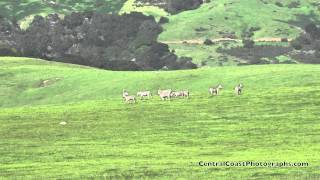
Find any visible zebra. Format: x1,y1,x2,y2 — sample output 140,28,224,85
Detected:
122,90,136,103
171,91,182,98
209,84,223,96
181,90,189,98
123,95,136,103
235,83,244,95
137,91,152,99
171,90,189,98
122,89,129,99
158,89,172,100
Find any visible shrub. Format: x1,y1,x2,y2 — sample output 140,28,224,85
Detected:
305,23,320,39
291,40,303,50
167,0,203,14
275,2,284,7
242,39,255,48
203,38,214,45
249,26,261,32
287,1,300,8
158,17,169,24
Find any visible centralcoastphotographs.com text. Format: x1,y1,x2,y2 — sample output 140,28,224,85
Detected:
197,161,309,167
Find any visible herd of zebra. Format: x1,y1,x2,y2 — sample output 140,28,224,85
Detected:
122,84,244,103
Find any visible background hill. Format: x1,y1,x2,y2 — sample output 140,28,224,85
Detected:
1,57,320,179
0,0,320,67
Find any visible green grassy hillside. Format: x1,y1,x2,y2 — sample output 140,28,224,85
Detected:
159,0,320,41
2,0,319,39
157,0,320,65
117,0,320,66
1,57,320,179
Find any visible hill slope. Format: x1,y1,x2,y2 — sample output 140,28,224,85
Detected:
157,0,320,66
2,0,319,38
0,57,320,179
1,56,319,107
118,0,320,66
1,0,320,66
159,0,320,41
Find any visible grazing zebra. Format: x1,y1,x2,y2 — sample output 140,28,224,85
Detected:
235,83,244,95
122,90,136,103
158,89,172,100
209,84,223,96
171,91,184,98
171,90,189,98
171,91,182,98
123,95,136,103
182,90,189,98
137,91,152,99
122,89,129,99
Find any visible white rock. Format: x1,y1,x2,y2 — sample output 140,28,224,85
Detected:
59,121,67,125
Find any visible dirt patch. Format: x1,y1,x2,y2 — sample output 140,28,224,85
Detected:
39,77,61,88
160,37,292,45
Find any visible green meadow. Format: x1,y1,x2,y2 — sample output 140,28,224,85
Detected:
1,57,320,179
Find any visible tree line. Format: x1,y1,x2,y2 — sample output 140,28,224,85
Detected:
0,12,197,71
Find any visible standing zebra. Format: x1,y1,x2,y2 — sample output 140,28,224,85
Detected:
158,89,172,100
122,89,129,99
182,90,189,98
137,91,152,100
122,90,136,103
123,95,136,103
209,84,223,96
234,83,244,95
171,90,189,98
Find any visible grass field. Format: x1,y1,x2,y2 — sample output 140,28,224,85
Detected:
1,57,320,179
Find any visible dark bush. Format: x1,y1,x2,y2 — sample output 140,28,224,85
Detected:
249,26,261,32
195,27,207,32
289,24,320,63
0,44,17,56
167,0,203,14
135,0,203,14
287,1,300,8
177,56,198,69
158,16,169,24
219,45,292,64
291,40,303,50
275,2,284,7
305,23,320,39
242,39,255,48
203,38,214,45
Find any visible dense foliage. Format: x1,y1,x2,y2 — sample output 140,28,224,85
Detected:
0,12,196,71
136,0,204,14
290,23,320,63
